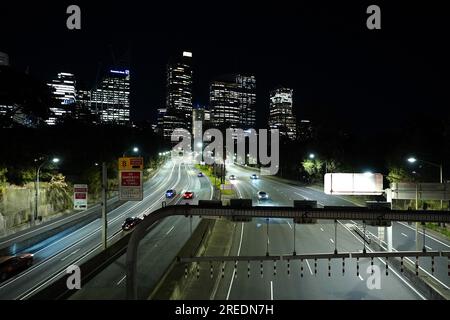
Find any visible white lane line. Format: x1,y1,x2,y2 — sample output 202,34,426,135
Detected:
60,248,80,261
397,222,450,249
1,161,179,290
358,275,364,281
166,226,175,235
338,221,426,300
305,259,313,275
226,223,244,300
330,239,334,244
362,225,450,290
425,245,433,250
320,228,324,232
401,233,408,237
287,221,293,229
270,281,274,300
116,275,126,286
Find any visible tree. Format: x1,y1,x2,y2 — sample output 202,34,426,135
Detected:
46,173,72,212
386,166,415,184
301,159,324,183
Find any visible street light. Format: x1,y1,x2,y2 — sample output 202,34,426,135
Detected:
123,146,140,157
406,156,444,250
407,156,442,183
34,156,61,226
309,153,316,159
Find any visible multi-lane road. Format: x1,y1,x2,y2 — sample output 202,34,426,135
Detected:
0,159,212,300
211,164,449,300
1,159,448,300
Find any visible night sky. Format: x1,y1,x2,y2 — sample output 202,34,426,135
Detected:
1,1,448,130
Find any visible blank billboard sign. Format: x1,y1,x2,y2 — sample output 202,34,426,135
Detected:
324,173,383,195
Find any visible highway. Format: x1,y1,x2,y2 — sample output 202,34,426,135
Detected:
2,159,448,300
0,158,212,300
69,161,213,299
212,164,431,300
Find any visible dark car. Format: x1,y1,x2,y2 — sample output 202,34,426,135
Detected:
183,191,194,199
165,189,176,198
229,175,236,180
197,172,204,177
122,217,143,231
0,253,34,282
257,191,269,200
250,174,259,180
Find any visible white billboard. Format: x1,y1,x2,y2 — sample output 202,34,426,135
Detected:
324,173,383,195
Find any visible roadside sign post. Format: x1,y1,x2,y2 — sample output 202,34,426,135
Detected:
73,184,88,210
118,157,144,201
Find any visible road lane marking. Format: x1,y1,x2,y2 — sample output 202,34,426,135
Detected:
425,245,432,250
61,248,80,261
270,281,274,300
1,161,180,290
338,220,427,300
166,226,175,235
401,233,408,237
116,275,126,285
287,221,292,229
358,275,364,281
305,259,313,275
330,239,334,244
363,226,450,290
226,223,244,300
398,222,450,249
320,228,324,232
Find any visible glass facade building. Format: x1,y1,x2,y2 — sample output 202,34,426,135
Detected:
210,74,256,129
46,72,76,125
269,87,297,140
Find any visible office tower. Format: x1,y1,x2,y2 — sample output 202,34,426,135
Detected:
91,69,130,125
210,74,256,129
46,72,76,125
165,51,193,134
269,87,297,140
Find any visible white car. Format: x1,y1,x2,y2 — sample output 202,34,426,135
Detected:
257,191,269,200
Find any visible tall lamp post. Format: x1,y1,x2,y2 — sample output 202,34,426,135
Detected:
407,156,444,250
34,157,60,226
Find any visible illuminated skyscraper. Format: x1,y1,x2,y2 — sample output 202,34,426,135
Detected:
166,52,193,125
210,74,256,128
46,72,76,125
269,87,297,140
91,69,130,125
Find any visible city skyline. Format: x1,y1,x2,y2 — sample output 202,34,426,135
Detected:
1,1,447,132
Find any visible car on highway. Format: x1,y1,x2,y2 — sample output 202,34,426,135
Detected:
229,175,236,180
197,172,203,177
165,189,176,198
121,217,143,231
257,191,269,200
0,253,34,282
250,174,259,180
183,191,194,199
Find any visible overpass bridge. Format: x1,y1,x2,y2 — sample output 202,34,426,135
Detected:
125,201,450,299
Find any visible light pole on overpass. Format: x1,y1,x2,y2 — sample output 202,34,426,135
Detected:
407,156,444,250
33,156,60,226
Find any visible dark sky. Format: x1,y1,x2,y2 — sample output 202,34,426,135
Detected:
1,1,448,130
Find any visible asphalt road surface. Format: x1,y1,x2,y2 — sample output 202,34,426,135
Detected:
0,159,212,300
